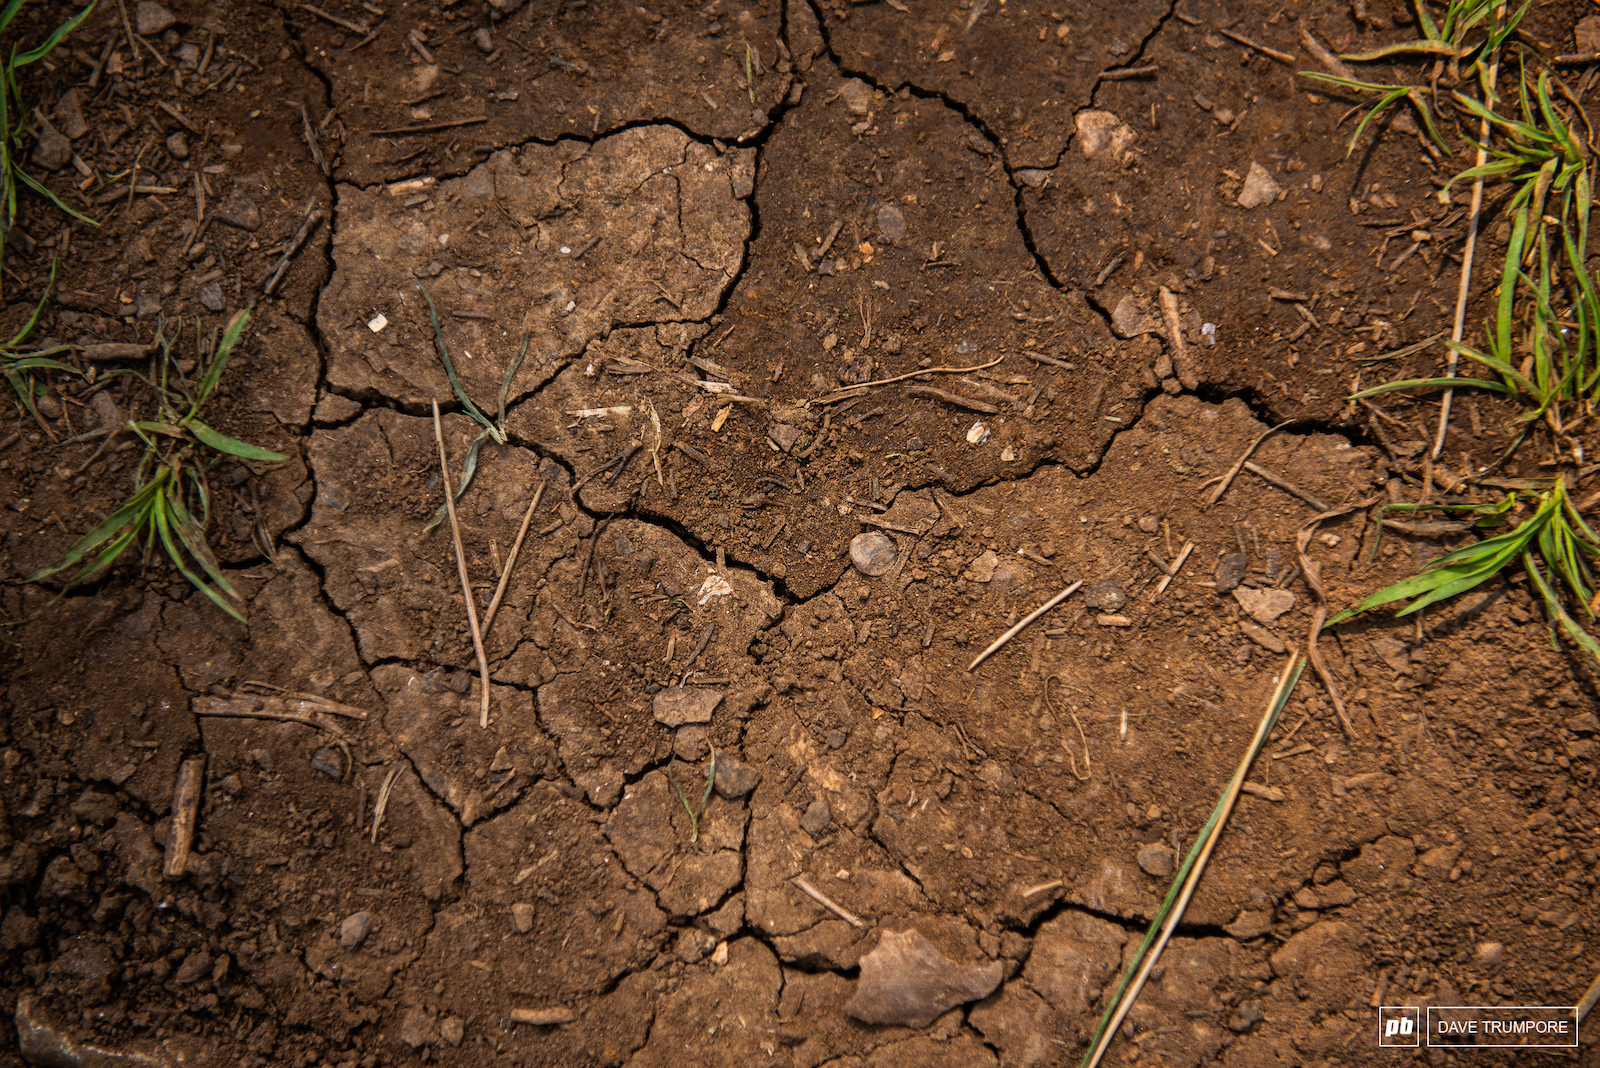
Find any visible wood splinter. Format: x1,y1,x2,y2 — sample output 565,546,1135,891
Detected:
163,756,207,879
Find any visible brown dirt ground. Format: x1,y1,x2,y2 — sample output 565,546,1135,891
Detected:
0,1,1598,1066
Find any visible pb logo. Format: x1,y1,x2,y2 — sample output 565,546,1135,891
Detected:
1379,1006,1421,1047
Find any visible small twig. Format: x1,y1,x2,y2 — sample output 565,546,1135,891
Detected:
1097,63,1160,82
905,385,999,413
817,355,1004,399
1243,461,1330,512
370,765,402,844
791,877,866,928
1154,541,1195,598
968,581,1083,672
1218,28,1295,64
368,116,488,136
1021,879,1063,899
1204,421,1292,508
261,201,323,295
482,481,545,638
1296,503,1375,739
301,103,329,177
434,401,492,729
162,757,206,878
302,2,371,33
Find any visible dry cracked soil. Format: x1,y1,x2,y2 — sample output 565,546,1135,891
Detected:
0,0,1599,1066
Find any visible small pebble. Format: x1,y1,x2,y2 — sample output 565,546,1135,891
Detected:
1214,552,1248,593
166,131,189,159
1082,578,1125,612
800,798,832,837
309,747,343,779
849,531,896,577
134,0,176,36
439,1016,465,1047
198,284,225,312
473,27,494,52
510,902,535,934
713,755,760,800
340,910,373,948
1137,843,1175,878
1138,515,1160,533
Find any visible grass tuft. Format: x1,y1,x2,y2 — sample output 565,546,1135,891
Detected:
27,309,286,621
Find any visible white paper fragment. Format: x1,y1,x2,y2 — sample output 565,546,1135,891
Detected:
367,313,388,332
696,574,733,605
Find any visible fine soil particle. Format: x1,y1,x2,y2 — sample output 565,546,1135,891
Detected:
0,0,1597,1066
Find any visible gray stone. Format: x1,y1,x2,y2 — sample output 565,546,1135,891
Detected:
713,755,759,799
135,1,177,34
652,686,723,727
800,798,831,837
53,89,87,140
340,910,373,948
1082,579,1126,612
198,284,225,312
309,747,343,779
1233,586,1295,624
849,531,896,577
1237,161,1283,209
845,928,1002,1028
31,117,71,172
1136,843,1174,878
877,204,907,243
767,423,802,453
1214,553,1248,593
213,193,262,232
166,131,189,160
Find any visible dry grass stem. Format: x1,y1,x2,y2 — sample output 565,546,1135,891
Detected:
968,580,1084,671
1432,38,1500,461
817,355,1004,399
370,765,402,845
1154,541,1195,597
434,401,492,729
1204,421,1292,508
1295,503,1376,738
482,480,545,639
791,877,866,928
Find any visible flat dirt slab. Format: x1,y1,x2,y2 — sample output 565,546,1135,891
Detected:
0,1,1597,1066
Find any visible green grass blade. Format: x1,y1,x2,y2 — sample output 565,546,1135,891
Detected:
494,331,531,429
193,307,250,411
26,475,165,582
4,257,54,346
186,419,288,462
1349,376,1509,399
1341,40,1458,61
423,430,489,533
418,283,492,431
1079,658,1305,1068
1526,552,1600,666
153,492,244,622
13,168,97,225
12,1,97,66
164,482,238,600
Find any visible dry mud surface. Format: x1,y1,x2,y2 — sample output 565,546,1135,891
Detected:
1,1,1599,1066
